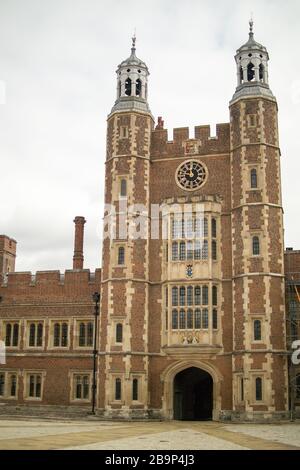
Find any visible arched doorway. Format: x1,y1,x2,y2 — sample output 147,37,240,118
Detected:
173,367,213,420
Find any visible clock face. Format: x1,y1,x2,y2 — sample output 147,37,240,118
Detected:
176,160,207,191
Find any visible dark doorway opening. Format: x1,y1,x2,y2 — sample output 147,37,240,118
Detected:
173,367,213,420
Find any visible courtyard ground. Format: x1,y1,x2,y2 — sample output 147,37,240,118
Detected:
0,418,299,450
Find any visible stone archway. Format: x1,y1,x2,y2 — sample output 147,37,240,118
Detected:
174,367,213,420
161,360,222,421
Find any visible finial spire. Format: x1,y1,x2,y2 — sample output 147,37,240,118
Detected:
131,28,136,52
249,14,254,38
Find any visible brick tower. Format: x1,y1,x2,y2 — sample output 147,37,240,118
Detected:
99,36,154,417
0,235,17,276
230,20,288,419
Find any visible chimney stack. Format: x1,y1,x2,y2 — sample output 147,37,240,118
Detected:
73,216,86,270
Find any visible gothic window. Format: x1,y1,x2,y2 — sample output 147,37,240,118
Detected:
240,378,244,402
254,320,262,341
187,309,193,329
172,242,178,261
78,321,93,347
5,323,19,347
212,286,218,306
132,378,139,401
120,179,127,196
240,66,244,83
118,246,125,265
136,78,142,96
213,309,218,330
202,285,209,305
61,323,68,347
194,286,201,305
194,309,201,329
125,77,132,96
187,241,193,260
187,286,193,305
54,323,60,347
259,63,264,81
202,309,209,329
29,374,42,398
251,168,258,188
247,62,255,81
179,242,186,261
252,236,260,256
212,218,217,238
74,375,90,400
28,322,43,347
255,377,263,401
172,287,178,306
116,323,123,343
179,287,186,306
194,241,201,260
203,218,208,237
202,239,208,259
115,378,122,400
212,240,217,260
172,309,178,329
179,309,186,329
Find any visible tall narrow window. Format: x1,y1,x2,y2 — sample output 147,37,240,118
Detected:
240,66,244,83
79,323,86,347
136,78,142,96
10,375,17,397
202,309,209,329
12,324,18,347
252,236,260,256
187,286,193,306
132,378,138,401
202,285,208,305
172,287,178,306
83,376,89,399
259,63,264,81
240,377,244,402
87,322,93,347
187,309,193,329
202,239,208,260
28,374,42,398
115,378,121,400
255,377,263,401
194,241,201,260
179,287,186,306
247,62,255,81
125,77,132,96
212,218,217,238
0,374,4,396
54,323,60,347
187,241,193,260
212,309,218,330
194,309,201,329
172,309,178,329
250,168,257,188
296,375,300,399
212,286,218,306
118,246,125,265
254,320,262,341
212,240,217,260
179,309,186,329
116,323,123,343
194,286,201,305
179,242,186,261
29,323,36,347
120,179,127,197
61,323,68,347
172,242,178,261
203,218,208,237
37,323,43,347
5,323,12,346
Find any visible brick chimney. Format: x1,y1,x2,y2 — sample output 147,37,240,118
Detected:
73,216,86,270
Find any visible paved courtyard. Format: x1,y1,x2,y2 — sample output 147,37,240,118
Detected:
0,418,299,450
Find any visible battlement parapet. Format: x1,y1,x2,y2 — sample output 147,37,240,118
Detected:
151,123,230,159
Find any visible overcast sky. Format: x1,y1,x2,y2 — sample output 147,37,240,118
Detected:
0,0,299,273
